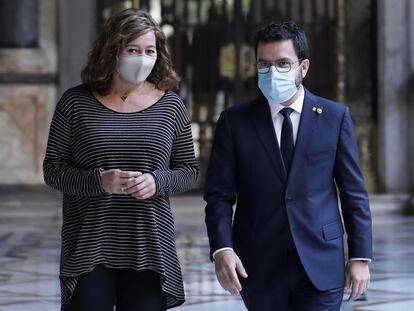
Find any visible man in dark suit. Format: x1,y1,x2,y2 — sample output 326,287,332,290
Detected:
204,21,372,311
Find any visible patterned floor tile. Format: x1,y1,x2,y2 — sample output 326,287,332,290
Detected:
0,187,413,310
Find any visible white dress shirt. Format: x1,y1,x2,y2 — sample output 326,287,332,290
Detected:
213,86,371,263
269,85,304,147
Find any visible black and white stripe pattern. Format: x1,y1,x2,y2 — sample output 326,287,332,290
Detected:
43,84,199,309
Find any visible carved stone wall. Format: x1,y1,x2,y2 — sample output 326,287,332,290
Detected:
0,0,57,184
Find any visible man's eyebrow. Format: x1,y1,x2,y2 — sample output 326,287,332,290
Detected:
257,57,292,62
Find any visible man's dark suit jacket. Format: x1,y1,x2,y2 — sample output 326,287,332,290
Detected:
204,88,372,293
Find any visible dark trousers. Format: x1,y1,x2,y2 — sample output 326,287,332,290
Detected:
240,248,344,311
67,265,166,311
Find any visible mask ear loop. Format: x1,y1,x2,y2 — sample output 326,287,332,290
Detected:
115,54,130,101
115,54,121,75
294,61,304,90
298,59,306,78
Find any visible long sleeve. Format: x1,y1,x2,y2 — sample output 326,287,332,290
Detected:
204,111,237,260
43,107,106,196
151,107,199,197
46,87,196,309
334,107,372,260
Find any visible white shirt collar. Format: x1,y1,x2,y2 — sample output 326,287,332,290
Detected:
268,85,305,117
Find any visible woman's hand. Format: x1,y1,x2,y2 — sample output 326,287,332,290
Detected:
125,173,156,199
100,169,141,194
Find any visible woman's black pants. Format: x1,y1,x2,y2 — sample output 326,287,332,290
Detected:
67,265,166,311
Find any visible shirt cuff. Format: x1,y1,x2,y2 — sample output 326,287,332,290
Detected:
212,247,234,260
348,258,372,263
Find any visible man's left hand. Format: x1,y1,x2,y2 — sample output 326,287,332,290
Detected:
345,260,370,301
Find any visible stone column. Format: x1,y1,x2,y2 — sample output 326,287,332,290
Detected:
408,1,414,209
0,0,58,184
377,0,413,196
59,0,97,95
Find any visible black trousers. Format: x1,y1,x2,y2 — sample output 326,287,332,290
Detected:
240,248,344,311
67,265,166,311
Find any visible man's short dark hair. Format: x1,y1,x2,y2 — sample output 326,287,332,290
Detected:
254,21,310,61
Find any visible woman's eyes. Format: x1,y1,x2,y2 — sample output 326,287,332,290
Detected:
126,48,139,53
126,48,156,56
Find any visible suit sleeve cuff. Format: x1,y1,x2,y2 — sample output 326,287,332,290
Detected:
348,258,372,263
212,247,234,260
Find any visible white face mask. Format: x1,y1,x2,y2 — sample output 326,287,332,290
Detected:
118,55,157,85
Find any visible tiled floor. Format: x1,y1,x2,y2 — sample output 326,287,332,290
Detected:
0,187,413,310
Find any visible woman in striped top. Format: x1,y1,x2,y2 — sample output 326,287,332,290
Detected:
43,9,199,311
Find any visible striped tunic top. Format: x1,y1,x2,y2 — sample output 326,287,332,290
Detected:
43,84,199,309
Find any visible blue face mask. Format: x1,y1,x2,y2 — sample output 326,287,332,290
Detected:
258,66,298,104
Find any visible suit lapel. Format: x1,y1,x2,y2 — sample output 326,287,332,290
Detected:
288,89,320,182
250,95,287,183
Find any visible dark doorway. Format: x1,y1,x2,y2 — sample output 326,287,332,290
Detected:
97,0,378,191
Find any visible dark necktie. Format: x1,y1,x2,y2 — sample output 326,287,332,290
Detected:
280,108,294,172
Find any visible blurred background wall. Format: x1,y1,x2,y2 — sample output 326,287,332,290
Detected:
0,0,413,210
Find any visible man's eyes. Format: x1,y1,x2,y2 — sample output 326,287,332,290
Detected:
258,60,291,67
277,61,291,67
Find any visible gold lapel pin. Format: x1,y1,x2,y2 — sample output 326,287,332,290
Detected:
312,107,323,115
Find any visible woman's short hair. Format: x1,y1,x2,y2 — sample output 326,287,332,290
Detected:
81,9,179,95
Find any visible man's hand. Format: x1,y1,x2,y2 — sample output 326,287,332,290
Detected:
125,173,156,199
214,249,248,295
101,169,141,194
345,260,370,301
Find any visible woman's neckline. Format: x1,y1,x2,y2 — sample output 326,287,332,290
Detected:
90,89,168,114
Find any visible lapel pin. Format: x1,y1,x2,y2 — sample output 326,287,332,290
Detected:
312,107,323,115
